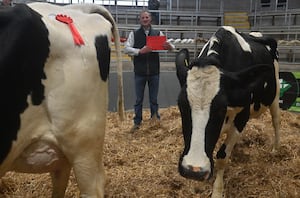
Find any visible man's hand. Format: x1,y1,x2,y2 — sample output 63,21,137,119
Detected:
163,42,173,50
139,46,152,54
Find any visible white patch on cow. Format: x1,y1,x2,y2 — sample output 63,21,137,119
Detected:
207,36,219,56
183,66,221,171
13,141,68,173
198,40,210,57
207,49,219,56
199,36,219,57
249,31,263,37
223,26,252,53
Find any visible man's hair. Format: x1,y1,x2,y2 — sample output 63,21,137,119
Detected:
139,10,151,18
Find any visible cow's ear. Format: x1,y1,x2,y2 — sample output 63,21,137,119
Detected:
175,48,190,87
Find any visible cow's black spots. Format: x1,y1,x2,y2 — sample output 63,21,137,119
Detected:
95,35,110,81
216,144,227,159
0,4,49,163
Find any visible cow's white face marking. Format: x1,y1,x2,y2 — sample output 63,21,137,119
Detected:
223,26,251,53
182,66,221,171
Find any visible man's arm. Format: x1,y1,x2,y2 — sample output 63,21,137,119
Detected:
159,31,175,51
124,31,152,55
123,31,140,56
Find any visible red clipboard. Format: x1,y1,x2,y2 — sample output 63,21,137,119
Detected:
146,36,167,52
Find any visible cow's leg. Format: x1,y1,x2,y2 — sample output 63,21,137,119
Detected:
72,153,105,198
270,100,280,152
270,60,280,152
50,165,71,198
212,107,249,198
68,125,106,198
212,127,240,198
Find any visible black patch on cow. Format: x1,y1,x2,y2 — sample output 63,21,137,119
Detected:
177,85,192,156
205,92,227,161
225,116,229,124
201,27,278,73
233,107,251,132
0,4,50,164
216,144,227,159
95,35,110,81
221,64,275,109
191,55,221,69
246,33,278,60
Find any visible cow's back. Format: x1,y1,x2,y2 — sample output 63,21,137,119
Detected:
27,3,112,123
200,26,277,73
198,26,279,113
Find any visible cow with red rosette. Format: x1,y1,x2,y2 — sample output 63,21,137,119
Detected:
0,3,124,197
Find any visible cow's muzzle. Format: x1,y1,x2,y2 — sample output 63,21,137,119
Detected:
178,160,211,181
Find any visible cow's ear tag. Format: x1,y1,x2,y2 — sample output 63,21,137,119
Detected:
184,59,189,67
56,14,85,46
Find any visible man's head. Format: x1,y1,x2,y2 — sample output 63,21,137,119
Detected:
139,10,152,28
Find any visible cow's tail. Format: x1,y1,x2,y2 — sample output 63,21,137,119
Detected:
100,9,125,121
111,18,125,121
68,4,125,120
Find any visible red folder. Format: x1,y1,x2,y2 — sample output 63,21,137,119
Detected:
146,36,167,51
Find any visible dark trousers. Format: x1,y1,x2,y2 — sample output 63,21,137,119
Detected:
134,73,160,125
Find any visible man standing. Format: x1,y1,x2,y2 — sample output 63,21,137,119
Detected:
124,10,174,132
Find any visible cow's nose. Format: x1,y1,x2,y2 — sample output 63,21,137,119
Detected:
179,164,211,181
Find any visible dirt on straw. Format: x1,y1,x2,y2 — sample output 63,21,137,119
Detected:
0,107,299,198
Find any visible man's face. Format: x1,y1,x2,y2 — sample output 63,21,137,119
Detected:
140,12,152,28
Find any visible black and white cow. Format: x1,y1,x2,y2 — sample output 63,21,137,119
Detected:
0,2,124,197
175,26,280,198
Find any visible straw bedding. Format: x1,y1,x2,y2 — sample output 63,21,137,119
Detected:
0,107,299,197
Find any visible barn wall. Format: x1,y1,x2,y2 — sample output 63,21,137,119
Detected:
160,0,300,11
